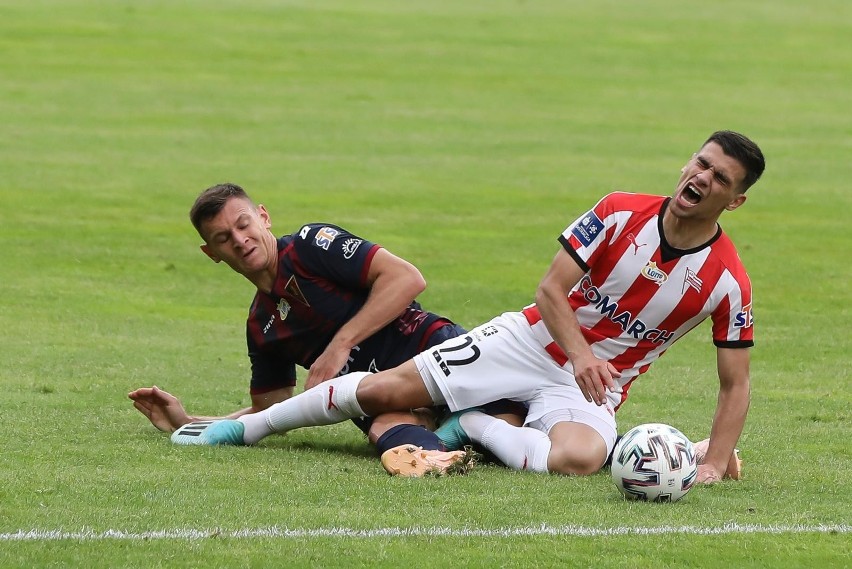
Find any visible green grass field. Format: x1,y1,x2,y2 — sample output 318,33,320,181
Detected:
1,0,849,567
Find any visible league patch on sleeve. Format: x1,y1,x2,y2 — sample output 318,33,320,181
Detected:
313,226,340,250
571,211,605,247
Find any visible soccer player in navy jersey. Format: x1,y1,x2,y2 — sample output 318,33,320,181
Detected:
129,183,485,475
172,131,763,484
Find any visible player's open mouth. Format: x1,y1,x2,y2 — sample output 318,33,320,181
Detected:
682,183,702,205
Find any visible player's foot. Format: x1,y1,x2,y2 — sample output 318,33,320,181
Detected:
380,444,479,477
433,409,480,451
693,438,742,480
170,420,246,446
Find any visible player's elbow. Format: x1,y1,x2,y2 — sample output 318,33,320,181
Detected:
401,265,427,298
411,269,427,296
534,279,560,310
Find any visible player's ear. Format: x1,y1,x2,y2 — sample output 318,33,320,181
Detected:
200,244,221,263
725,193,747,211
256,204,272,229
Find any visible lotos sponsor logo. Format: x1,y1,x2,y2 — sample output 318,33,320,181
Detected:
640,261,668,286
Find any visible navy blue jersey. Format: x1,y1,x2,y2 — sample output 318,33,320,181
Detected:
247,223,458,394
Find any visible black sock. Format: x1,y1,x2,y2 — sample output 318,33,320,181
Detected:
350,416,375,435
375,424,445,455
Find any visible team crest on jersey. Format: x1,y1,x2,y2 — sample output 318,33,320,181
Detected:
314,227,340,250
284,276,310,306
640,261,668,286
681,267,703,294
342,238,362,259
571,211,604,247
276,298,291,321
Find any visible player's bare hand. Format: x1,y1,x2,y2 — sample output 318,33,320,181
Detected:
570,353,621,406
305,343,351,390
128,386,191,432
696,463,724,484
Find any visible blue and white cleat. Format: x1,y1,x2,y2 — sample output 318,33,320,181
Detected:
171,420,246,446
434,409,478,451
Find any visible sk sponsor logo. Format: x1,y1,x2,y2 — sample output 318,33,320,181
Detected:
734,304,754,328
314,227,340,250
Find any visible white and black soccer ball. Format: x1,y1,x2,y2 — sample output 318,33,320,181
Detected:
611,423,697,502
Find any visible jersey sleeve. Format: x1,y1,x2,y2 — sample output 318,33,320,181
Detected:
557,193,622,271
291,224,380,289
710,269,754,349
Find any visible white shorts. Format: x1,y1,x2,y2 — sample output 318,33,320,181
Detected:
414,311,618,453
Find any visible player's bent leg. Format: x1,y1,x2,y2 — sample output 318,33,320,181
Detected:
371,411,449,457
356,360,435,416
546,421,610,476
367,411,434,445
433,408,479,451
479,399,528,428
448,412,552,472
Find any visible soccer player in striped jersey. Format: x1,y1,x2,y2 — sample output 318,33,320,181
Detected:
129,183,480,475
172,131,763,484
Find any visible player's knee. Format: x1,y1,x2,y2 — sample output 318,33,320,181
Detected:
548,450,606,476
355,376,389,410
355,373,411,413
547,437,608,476
355,366,433,416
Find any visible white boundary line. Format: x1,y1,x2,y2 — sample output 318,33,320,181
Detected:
1,524,848,541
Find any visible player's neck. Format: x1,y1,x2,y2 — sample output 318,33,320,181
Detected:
661,212,719,250
247,235,279,294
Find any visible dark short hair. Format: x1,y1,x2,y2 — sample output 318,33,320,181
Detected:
189,183,254,237
704,131,766,192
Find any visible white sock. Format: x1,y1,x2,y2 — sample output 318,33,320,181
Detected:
461,411,552,473
238,372,369,445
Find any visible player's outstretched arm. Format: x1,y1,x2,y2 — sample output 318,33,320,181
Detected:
304,248,427,389
128,386,294,433
128,386,193,432
697,347,750,483
536,249,620,406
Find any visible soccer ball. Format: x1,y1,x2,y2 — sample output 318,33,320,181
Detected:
611,423,697,502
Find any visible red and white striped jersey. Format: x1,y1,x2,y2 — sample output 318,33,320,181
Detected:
524,192,753,410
